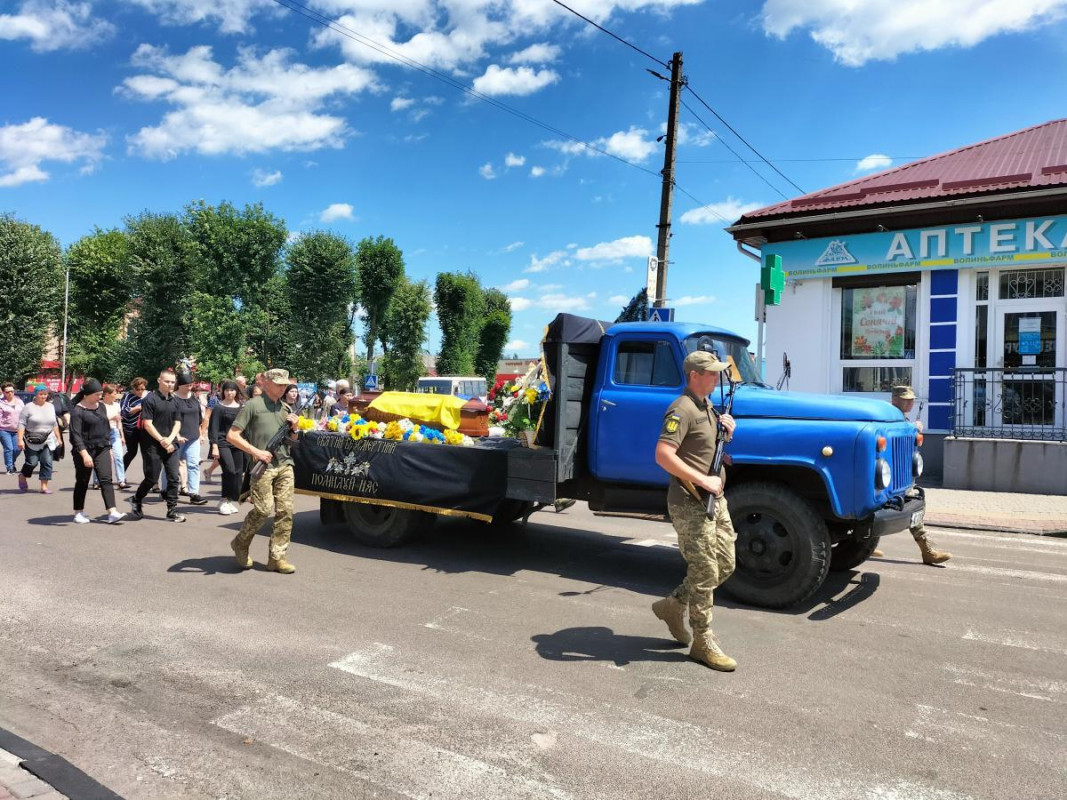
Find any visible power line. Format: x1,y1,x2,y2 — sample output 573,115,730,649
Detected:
680,98,791,202
679,156,923,164
549,0,669,69
684,84,805,195
269,0,662,180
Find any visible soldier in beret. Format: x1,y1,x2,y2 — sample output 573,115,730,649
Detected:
885,385,950,566
652,350,738,671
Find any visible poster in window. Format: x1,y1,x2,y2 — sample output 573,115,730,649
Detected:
851,287,906,357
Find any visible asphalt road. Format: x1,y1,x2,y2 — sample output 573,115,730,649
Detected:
1,465,1066,800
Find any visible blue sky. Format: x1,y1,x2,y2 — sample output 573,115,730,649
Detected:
3,0,1067,357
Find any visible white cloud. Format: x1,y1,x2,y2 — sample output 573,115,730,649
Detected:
536,293,590,312
672,121,717,148
856,153,893,173
673,295,716,307
509,297,532,311
390,96,415,111
575,235,653,262
502,278,530,292
479,161,497,180
128,0,276,35
505,339,530,352
680,197,764,226
121,44,379,159
251,167,282,187
502,241,524,253
0,1,115,52
472,65,560,96
530,165,546,177
525,249,570,273
320,202,354,222
543,126,658,163
504,152,525,168
760,0,1067,66
507,42,561,64
538,283,563,292
0,117,107,187
609,295,629,304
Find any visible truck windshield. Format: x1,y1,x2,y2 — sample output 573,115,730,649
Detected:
684,335,767,386
417,380,454,395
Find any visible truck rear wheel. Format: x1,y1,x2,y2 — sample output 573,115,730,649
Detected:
723,482,831,609
490,499,535,527
830,536,881,571
343,502,433,548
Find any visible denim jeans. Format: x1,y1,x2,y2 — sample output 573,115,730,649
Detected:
0,429,20,471
161,437,200,495
21,445,53,481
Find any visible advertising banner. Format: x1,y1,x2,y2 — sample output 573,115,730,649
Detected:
292,431,519,521
851,287,906,357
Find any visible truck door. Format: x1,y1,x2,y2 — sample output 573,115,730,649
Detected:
590,336,683,485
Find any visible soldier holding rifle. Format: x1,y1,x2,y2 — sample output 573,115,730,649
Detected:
226,369,300,574
652,351,739,672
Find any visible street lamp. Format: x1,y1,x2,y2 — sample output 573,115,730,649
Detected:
59,263,70,393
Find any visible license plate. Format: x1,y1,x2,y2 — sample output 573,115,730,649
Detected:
910,510,925,528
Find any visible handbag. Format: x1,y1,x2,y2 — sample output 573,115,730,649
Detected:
24,431,49,446
53,442,65,461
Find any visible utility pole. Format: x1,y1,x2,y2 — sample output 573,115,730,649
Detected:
653,52,683,308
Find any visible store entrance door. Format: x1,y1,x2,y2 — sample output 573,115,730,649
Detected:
993,305,1065,435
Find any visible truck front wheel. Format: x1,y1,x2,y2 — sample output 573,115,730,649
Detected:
343,502,434,548
723,482,831,609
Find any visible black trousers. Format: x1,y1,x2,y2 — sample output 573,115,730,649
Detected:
123,431,141,471
217,443,246,502
74,445,115,511
135,437,181,508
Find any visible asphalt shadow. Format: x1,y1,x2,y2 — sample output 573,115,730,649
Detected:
532,626,687,667
295,509,883,618
167,555,250,575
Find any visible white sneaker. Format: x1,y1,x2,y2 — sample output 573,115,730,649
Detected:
107,510,126,525
73,512,90,524
219,501,238,515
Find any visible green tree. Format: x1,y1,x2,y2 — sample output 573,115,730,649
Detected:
355,236,405,363
0,214,63,384
184,200,288,375
474,287,512,385
615,287,649,322
285,231,359,383
379,278,432,391
120,212,197,382
434,271,485,376
64,228,132,380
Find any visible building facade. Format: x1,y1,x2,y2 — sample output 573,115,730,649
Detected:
729,120,1067,491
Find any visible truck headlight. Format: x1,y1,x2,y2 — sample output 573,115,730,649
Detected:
875,458,891,490
913,451,924,478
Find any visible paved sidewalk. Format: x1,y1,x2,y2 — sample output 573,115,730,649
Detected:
0,747,67,800
924,485,1067,535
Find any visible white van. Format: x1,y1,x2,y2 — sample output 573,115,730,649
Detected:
416,376,488,403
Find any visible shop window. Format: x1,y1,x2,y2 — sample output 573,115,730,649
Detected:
614,340,681,386
843,367,913,393
998,267,1064,300
839,284,918,360
976,272,989,301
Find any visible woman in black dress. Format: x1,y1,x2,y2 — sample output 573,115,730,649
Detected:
70,379,126,524
208,380,245,515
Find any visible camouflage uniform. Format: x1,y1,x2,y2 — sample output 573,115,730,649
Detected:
235,465,295,561
660,389,736,634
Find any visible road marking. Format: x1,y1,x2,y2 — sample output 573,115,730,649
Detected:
942,664,1067,705
213,694,573,800
328,643,970,800
423,606,492,641
962,628,1067,656
944,564,1067,583
926,529,1067,550
623,538,677,548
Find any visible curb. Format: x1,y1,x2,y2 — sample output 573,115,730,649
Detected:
0,727,123,800
925,515,1067,538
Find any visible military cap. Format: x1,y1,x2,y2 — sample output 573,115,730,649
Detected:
891,385,915,400
263,368,291,385
682,350,728,374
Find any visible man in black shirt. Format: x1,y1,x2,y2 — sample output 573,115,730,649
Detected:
160,370,208,505
128,368,186,523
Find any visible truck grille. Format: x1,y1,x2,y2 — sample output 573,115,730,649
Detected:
890,433,914,491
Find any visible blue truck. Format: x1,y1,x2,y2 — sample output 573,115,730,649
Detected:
314,313,924,609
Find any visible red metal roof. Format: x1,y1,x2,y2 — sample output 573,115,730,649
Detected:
739,118,1067,220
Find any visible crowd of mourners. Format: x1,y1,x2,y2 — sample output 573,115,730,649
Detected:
0,373,357,526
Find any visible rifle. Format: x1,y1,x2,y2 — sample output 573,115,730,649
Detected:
681,367,737,519
247,394,307,483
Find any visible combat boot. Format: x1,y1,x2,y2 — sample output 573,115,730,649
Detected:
689,631,736,672
651,597,691,645
266,557,296,574
917,536,951,565
230,536,252,570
